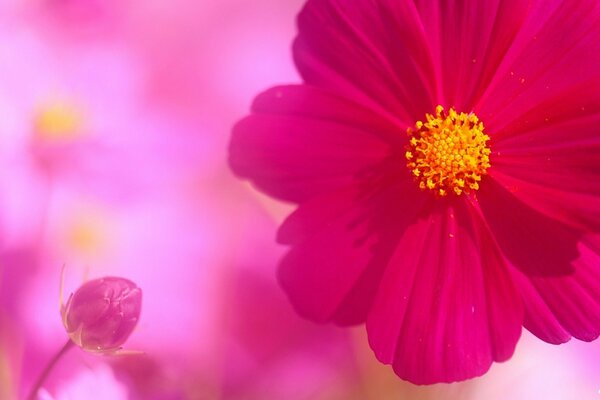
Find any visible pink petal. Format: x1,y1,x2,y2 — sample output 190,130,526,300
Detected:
294,0,437,125
486,79,600,232
513,234,600,343
490,77,600,144
478,179,600,342
413,0,530,109
367,199,522,384
250,84,404,144
477,178,579,276
478,1,600,130
490,171,600,235
229,85,394,203
510,270,570,344
278,181,427,324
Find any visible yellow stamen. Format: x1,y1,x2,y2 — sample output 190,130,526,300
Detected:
405,105,491,196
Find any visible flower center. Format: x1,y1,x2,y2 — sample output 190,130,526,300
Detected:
405,105,491,196
35,101,84,140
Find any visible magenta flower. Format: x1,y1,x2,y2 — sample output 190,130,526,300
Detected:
25,277,141,400
61,277,142,353
230,0,600,384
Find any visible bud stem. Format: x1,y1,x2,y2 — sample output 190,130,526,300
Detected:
27,340,74,400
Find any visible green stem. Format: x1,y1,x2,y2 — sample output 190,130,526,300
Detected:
27,340,74,400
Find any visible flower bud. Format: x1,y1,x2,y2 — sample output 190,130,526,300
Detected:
61,277,142,353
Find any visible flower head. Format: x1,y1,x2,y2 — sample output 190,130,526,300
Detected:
230,0,600,384
405,106,491,196
61,277,142,353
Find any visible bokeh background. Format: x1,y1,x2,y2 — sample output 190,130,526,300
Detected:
0,1,598,399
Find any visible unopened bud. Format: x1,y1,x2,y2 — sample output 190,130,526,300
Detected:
61,277,142,353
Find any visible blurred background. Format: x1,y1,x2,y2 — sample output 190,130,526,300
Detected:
0,1,598,399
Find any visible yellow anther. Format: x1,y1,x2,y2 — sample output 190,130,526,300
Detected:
405,106,491,197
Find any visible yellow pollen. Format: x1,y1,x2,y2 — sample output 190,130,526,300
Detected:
405,105,491,196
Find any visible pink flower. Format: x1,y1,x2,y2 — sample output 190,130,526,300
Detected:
61,277,142,353
230,0,600,384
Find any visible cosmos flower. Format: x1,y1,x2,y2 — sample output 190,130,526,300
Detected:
230,0,600,384
61,277,142,353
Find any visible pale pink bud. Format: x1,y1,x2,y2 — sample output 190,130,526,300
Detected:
61,277,142,353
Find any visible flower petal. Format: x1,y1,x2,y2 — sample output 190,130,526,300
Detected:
477,178,580,276
513,234,600,343
294,0,437,124
487,82,600,232
413,0,530,109
490,171,600,235
229,85,394,202
479,179,600,342
475,177,600,344
510,270,570,345
367,199,522,384
478,0,600,131
486,28,600,231
278,181,427,324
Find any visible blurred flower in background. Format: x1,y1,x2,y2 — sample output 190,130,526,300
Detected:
0,1,598,400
